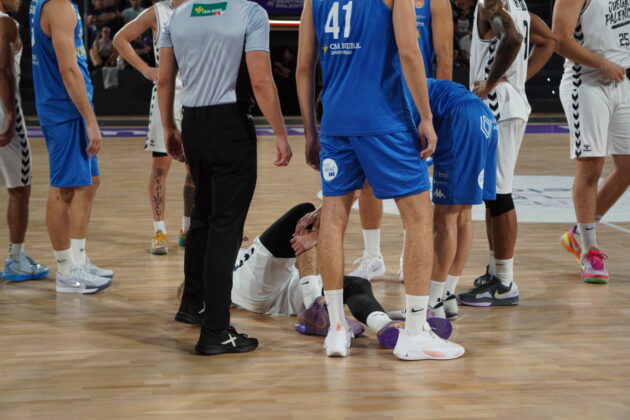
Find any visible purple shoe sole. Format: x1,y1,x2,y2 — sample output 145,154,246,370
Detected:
427,317,452,339
377,322,404,349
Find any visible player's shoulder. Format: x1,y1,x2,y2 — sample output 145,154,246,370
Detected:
0,15,18,40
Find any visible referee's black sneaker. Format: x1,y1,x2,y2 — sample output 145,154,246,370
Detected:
175,301,204,326
457,277,520,307
195,326,259,355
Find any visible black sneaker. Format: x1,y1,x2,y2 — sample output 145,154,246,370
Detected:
175,301,204,326
195,326,259,355
457,277,520,307
473,265,497,287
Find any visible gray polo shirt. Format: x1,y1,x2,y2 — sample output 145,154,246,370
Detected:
159,0,269,107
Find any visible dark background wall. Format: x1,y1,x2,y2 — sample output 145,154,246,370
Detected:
15,0,563,117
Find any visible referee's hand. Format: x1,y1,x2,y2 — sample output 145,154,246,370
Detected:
274,135,292,166
165,128,185,162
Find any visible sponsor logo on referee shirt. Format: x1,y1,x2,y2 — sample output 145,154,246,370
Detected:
191,2,227,16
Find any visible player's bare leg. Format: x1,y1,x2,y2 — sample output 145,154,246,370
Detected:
442,206,473,320
318,193,354,356
7,186,29,245
595,155,630,217
351,183,386,280
148,155,171,254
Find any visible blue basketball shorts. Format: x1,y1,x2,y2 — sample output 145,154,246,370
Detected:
319,131,430,200
431,100,498,205
42,118,100,188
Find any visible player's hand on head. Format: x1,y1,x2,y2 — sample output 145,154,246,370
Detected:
165,127,185,162
418,119,438,159
274,135,292,166
599,60,625,83
85,121,102,157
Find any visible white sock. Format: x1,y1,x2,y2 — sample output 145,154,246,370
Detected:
71,238,86,267
9,243,24,261
488,250,496,276
495,258,514,287
405,294,428,336
54,248,75,276
444,274,460,299
154,221,167,234
362,229,381,258
577,223,598,258
300,275,321,310
181,216,191,234
324,289,349,331
429,280,445,308
366,311,392,333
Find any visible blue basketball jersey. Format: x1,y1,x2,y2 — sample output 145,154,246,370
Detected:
30,0,93,127
427,78,478,118
313,0,414,136
415,0,434,78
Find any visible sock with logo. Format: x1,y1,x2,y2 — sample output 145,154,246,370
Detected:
324,289,349,331
9,243,24,262
154,221,167,234
362,229,381,258
578,223,598,259
495,258,514,288
71,238,87,267
443,274,460,300
300,275,321,310
405,294,428,336
54,249,75,276
366,311,392,333
488,250,496,276
429,280,445,308
181,216,191,234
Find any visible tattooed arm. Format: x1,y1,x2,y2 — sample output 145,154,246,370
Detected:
527,13,556,81
472,0,523,98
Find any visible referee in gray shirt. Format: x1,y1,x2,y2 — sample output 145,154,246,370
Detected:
157,0,292,355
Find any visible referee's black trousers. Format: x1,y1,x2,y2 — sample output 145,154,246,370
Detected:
180,103,257,330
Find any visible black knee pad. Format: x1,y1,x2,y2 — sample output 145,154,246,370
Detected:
343,275,372,295
484,193,514,218
289,202,317,221
152,152,168,158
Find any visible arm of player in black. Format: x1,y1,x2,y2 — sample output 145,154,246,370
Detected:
526,13,556,81
473,0,523,98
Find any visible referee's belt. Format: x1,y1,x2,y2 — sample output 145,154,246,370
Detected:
182,103,251,118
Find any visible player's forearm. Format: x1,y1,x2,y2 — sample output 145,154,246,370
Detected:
296,65,317,137
526,41,554,81
157,74,176,130
555,35,607,70
60,65,97,125
113,33,151,74
487,33,522,84
252,79,287,138
0,66,16,123
435,52,453,80
400,51,433,121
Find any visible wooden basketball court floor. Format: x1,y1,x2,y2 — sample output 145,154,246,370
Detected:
1,122,629,419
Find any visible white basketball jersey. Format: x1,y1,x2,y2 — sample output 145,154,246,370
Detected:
470,0,531,122
562,0,630,85
0,13,22,119
154,0,182,90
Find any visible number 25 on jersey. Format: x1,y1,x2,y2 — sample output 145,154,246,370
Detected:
325,1,353,40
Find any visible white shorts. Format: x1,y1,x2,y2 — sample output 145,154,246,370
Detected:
495,118,526,194
0,104,31,189
145,85,183,154
560,79,630,159
230,237,303,316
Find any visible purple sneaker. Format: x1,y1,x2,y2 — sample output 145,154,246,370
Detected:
377,321,405,349
427,317,452,339
295,296,364,337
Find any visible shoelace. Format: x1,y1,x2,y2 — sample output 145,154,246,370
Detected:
587,249,608,269
473,272,492,288
352,255,378,273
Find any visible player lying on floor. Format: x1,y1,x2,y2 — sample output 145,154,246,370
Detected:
175,202,451,354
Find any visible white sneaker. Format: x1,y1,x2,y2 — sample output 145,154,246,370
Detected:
428,301,446,319
443,293,459,320
83,257,114,278
323,322,352,357
348,253,386,281
56,266,112,294
393,322,465,361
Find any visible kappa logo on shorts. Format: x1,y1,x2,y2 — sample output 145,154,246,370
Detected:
433,189,446,199
478,169,485,190
322,158,338,182
480,115,493,139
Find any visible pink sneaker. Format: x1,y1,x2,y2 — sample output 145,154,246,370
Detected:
581,248,609,284
560,226,582,265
